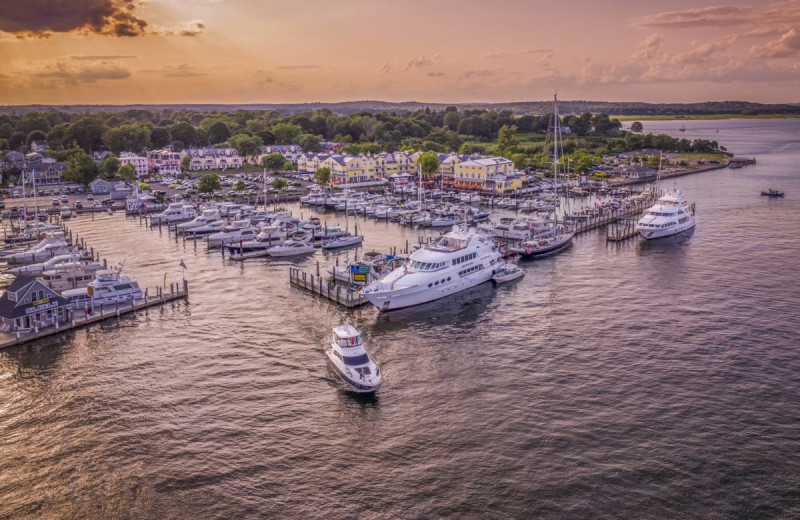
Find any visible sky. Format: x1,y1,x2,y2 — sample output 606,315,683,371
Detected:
0,0,799,105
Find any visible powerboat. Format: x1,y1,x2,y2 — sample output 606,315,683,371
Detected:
40,262,105,292
492,263,524,283
175,209,221,233
150,203,197,224
266,238,316,257
206,220,259,247
321,234,363,250
2,231,73,265
4,251,93,276
188,219,228,237
362,224,502,311
761,189,784,197
62,268,143,309
325,324,382,393
636,188,696,239
226,229,287,260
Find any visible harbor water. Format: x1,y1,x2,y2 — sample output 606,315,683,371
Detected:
1,119,799,519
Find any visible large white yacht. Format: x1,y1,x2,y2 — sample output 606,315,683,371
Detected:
62,268,143,309
362,225,502,311
636,188,696,239
324,324,382,393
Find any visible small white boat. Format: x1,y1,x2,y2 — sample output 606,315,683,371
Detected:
321,235,363,249
492,263,524,283
266,239,315,257
324,324,382,393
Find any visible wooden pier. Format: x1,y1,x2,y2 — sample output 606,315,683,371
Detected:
570,197,654,236
0,280,189,350
607,218,639,242
288,267,369,308
728,157,756,169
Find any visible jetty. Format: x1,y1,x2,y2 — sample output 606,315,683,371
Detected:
289,267,368,308
729,157,756,169
0,280,188,350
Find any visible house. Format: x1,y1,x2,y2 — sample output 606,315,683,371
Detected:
319,142,346,154
257,144,303,165
0,276,72,332
180,147,242,171
110,181,133,200
24,152,44,164
453,156,514,187
486,173,524,193
93,151,114,163
23,161,66,186
119,152,149,178
89,178,114,194
0,151,25,171
147,148,182,175
613,164,655,179
30,140,49,153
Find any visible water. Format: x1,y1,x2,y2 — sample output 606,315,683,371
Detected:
2,119,799,519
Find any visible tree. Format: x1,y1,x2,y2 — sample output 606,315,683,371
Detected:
297,133,321,153
314,166,331,187
260,152,286,173
630,121,644,133
101,154,121,180
497,124,519,155
272,178,288,190
208,121,231,145
168,121,197,147
150,127,171,148
181,154,192,172
103,123,151,154
117,163,137,182
65,115,105,153
63,150,99,186
26,130,47,146
228,133,263,161
232,180,247,192
418,150,440,179
9,132,25,150
271,122,302,144
198,173,221,193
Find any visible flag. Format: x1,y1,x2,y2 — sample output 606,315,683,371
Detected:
179,259,187,269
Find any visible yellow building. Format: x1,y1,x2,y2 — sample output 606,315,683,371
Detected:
489,173,524,193
323,155,379,183
453,156,514,187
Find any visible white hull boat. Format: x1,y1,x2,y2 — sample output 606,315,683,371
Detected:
325,324,381,393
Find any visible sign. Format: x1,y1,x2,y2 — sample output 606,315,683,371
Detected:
32,298,50,306
349,265,370,274
352,273,367,284
26,301,58,314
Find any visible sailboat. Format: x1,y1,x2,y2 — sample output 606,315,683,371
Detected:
514,94,575,260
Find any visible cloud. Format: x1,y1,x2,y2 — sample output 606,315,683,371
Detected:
481,49,552,58
26,62,131,87
427,72,446,77
406,54,441,69
158,64,208,78
751,28,800,58
156,20,205,37
463,69,497,78
633,1,800,29
70,54,137,60
0,0,205,38
275,65,322,70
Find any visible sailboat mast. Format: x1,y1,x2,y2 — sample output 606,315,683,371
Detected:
552,94,560,233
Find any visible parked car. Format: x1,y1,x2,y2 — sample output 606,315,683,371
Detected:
75,201,83,209
87,194,94,200
51,199,60,206
101,199,114,206
61,195,69,203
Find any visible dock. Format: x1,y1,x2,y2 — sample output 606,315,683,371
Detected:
728,157,756,169
607,218,639,242
289,267,369,308
0,280,189,350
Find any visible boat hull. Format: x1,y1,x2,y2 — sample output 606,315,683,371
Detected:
362,268,496,311
324,352,380,393
637,219,696,240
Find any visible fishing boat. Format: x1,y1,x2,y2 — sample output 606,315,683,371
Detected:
324,324,382,393
761,189,784,197
492,263,524,283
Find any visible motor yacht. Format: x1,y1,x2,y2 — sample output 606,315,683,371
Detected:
62,268,143,309
636,188,696,239
5,251,93,276
206,220,259,247
150,203,197,224
41,262,105,292
321,234,363,250
492,263,525,283
175,209,221,233
362,224,502,311
324,324,382,393
266,238,316,257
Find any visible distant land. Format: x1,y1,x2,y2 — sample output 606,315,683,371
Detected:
1,100,799,117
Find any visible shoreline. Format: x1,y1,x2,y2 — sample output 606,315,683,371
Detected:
606,161,732,186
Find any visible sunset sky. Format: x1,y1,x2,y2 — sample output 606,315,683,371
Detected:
1,0,799,105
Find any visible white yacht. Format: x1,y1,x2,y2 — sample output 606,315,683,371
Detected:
175,209,221,233
150,203,197,224
321,234,363,250
362,225,502,311
325,324,382,393
206,220,259,247
2,232,73,265
40,262,105,292
266,238,316,257
636,188,696,239
62,269,143,309
5,251,93,276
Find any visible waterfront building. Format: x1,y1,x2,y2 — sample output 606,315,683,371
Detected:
0,151,25,171
453,156,514,188
486,173,524,193
0,276,71,332
181,147,243,171
147,148,182,175
119,152,149,178
23,160,65,186
257,145,303,165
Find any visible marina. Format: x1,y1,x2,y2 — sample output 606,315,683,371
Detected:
0,118,798,519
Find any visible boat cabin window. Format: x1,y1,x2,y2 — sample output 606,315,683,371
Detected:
338,335,361,347
343,353,370,366
114,284,132,290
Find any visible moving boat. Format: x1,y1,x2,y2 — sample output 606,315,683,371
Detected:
62,268,143,309
636,188,696,239
492,263,524,283
266,238,316,257
324,324,382,393
362,224,502,311
761,189,784,197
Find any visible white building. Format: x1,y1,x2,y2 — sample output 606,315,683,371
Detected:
147,148,182,175
119,152,149,178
